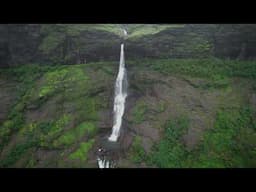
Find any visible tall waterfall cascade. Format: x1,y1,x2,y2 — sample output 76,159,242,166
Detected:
97,28,128,168
108,42,127,142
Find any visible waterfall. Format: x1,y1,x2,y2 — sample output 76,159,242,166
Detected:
123,29,127,36
97,28,128,168
108,43,127,142
97,158,110,168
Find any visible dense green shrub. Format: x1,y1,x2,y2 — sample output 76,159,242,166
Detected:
53,122,97,148
68,139,95,161
147,116,189,168
129,136,146,164
128,58,256,80
0,140,37,167
187,107,256,167
147,107,256,168
132,101,148,124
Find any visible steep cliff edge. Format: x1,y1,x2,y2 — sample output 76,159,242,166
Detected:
1,24,256,68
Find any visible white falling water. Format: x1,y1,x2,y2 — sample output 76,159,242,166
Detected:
123,29,127,36
97,28,128,168
108,43,127,142
97,158,110,168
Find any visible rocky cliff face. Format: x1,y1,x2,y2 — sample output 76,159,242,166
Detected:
1,24,256,68
0,24,122,67
213,24,256,59
7,24,42,66
126,24,256,60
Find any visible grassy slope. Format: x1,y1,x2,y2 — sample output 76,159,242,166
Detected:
129,107,256,168
0,62,115,167
125,24,185,39
126,58,256,168
0,58,255,167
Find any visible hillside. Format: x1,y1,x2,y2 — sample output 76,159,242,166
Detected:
2,24,256,67
0,24,256,168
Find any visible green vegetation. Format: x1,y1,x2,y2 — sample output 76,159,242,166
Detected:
157,100,167,113
129,136,146,164
54,24,185,39
39,68,68,97
88,24,123,36
57,24,123,36
132,101,148,124
0,63,103,167
53,122,96,148
128,58,256,91
147,107,256,168
39,32,66,54
147,116,189,168
39,114,71,147
0,140,36,167
197,74,230,90
128,58,256,79
127,24,184,39
0,64,52,150
68,139,94,161
1,57,255,167
186,107,256,168
174,35,212,58
100,65,115,76
0,118,97,167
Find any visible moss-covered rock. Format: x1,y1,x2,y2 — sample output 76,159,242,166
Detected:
52,122,97,148
68,139,95,161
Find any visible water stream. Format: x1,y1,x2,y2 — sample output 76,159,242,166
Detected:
108,43,127,142
97,28,128,168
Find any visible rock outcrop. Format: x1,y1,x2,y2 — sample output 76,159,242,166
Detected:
1,24,256,68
